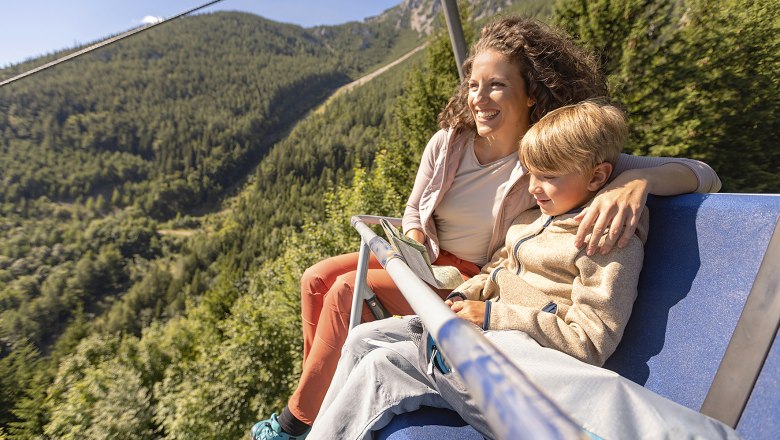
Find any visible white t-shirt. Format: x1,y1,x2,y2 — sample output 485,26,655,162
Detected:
433,136,518,266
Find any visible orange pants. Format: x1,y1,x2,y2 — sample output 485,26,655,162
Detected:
288,250,480,424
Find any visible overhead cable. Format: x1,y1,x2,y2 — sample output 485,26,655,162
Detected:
0,0,225,87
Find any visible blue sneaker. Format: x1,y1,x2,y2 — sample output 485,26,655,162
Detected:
250,413,310,440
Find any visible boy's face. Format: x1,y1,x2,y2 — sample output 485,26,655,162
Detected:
528,170,596,216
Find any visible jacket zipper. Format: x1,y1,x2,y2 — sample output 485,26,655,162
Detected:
513,215,555,274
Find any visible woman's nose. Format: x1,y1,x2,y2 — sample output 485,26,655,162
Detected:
471,84,488,103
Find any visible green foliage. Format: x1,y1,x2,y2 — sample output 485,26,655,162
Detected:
43,335,156,439
341,8,473,220
501,0,554,18
234,65,408,264
0,9,424,436
0,201,160,350
154,264,302,440
0,340,40,429
554,0,779,192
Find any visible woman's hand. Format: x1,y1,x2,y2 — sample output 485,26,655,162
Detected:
447,299,486,327
405,228,426,245
574,169,649,255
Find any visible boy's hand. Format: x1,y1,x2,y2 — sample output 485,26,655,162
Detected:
448,300,486,327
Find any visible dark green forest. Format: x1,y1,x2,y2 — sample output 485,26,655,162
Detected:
0,12,419,218
1,0,778,439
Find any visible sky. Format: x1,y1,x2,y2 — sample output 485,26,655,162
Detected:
0,0,402,68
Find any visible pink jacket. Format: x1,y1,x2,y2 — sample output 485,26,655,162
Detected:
403,127,721,263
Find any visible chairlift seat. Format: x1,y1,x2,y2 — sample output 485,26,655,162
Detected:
355,193,780,439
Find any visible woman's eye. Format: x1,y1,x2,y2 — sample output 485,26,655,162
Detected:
492,81,505,88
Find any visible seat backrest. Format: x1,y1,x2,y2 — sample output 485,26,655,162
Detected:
738,330,780,439
604,193,780,437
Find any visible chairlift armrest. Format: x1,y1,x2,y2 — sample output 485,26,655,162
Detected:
351,215,402,227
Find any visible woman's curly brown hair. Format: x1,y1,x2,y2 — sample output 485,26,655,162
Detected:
438,16,608,131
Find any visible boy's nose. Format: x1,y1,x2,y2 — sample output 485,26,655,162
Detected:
528,175,542,194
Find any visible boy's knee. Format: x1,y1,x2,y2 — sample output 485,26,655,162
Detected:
343,320,382,353
345,318,415,352
342,319,408,362
342,331,368,359
361,346,404,375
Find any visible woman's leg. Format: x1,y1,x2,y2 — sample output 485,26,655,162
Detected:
299,253,383,362
288,267,402,425
368,249,481,317
254,263,394,439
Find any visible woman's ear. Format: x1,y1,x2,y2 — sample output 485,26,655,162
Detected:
587,163,613,191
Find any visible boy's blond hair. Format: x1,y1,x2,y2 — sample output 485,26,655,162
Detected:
519,99,627,175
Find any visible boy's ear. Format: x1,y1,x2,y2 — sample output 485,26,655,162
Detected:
587,163,613,191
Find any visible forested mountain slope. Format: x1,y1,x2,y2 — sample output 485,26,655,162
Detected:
0,7,425,437
0,11,419,218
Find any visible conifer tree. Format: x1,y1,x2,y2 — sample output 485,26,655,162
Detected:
554,0,779,192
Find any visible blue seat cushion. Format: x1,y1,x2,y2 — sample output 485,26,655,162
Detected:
375,406,483,440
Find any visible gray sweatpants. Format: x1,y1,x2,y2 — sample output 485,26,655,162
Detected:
309,316,740,440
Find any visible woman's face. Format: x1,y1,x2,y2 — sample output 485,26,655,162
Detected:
467,49,533,145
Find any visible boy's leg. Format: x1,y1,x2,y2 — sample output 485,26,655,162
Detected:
319,316,414,414
311,317,448,440
367,250,480,317
491,330,740,439
425,330,740,440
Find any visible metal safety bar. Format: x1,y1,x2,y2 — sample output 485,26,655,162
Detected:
349,215,587,440
348,215,402,329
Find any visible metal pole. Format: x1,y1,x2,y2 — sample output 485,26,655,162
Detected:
441,0,468,80
349,215,402,329
349,239,372,329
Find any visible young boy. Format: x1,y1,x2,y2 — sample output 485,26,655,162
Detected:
444,99,644,366
307,101,738,439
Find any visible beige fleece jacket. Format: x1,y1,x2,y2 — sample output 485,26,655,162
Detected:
453,205,649,366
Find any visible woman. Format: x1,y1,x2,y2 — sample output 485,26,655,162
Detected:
251,16,720,440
